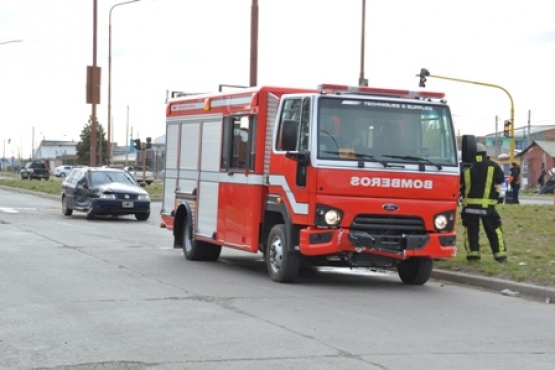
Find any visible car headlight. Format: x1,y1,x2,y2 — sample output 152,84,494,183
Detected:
100,193,116,199
138,194,150,201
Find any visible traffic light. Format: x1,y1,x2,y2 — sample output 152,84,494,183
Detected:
133,138,141,150
503,120,511,138
419,68,430,88
146,137,152,149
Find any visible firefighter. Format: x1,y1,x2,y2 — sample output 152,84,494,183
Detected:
460,143,508,263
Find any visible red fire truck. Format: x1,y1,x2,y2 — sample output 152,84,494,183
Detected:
161,83,476,285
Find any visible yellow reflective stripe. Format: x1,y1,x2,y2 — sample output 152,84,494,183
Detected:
463,170,471,207
495,227,507,256
483,166,494,200
465,198,498,206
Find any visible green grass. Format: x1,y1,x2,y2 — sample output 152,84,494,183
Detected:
436,202,555,288
0,173,163,199
1,172,554,287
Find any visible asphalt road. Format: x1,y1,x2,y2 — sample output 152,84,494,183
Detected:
1,188,554,370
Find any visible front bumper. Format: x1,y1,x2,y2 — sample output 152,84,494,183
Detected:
90,199,150,215
299,227,456,260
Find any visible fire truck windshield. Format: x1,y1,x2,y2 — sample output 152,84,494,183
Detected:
316,97,458,167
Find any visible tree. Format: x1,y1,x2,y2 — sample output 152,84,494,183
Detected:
75,115,109,166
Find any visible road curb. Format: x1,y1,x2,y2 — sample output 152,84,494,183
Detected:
432,269,555,303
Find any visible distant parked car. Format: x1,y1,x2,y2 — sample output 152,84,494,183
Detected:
21,161,50,180
61,167,150,221
54,165,74,178
124,165,156,185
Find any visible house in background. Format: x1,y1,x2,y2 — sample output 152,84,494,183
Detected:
517,141,555,188
33,140,79,169
481,125,555,189
31,136,166,175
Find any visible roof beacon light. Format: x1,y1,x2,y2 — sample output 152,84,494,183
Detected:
317,83,445,100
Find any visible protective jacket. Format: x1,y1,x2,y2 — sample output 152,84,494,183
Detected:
461,153,505,209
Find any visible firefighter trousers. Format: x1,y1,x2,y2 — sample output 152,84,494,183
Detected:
461,207,507,261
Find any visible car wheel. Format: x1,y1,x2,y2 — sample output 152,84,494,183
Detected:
146,181,152,185
135,212,150,221
62,196,73,216
397,257,433,285
85,209,96,220
60,173,66,178
265,224,300,283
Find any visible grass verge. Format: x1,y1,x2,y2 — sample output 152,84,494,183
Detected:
0,173,163,199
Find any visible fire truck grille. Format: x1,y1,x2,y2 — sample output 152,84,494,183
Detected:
351,214,426,235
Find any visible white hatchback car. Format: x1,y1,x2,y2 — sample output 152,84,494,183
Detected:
54,165,74,178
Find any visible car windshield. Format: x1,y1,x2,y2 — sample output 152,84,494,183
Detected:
90,171,138,187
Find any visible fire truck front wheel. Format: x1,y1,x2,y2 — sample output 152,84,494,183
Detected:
397,257,433,285
266,225,300,283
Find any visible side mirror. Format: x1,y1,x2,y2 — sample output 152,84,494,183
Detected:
461,135,477,165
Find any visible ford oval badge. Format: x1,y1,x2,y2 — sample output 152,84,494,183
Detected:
382,203,398,211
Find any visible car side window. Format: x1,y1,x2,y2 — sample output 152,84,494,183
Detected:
71,171,85,185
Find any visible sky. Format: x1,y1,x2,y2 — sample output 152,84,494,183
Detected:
1,0,554,159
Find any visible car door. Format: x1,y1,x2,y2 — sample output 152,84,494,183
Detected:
62,170,79,209
73,172,93,210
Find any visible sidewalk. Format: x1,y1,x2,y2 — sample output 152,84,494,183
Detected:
432,270,555,303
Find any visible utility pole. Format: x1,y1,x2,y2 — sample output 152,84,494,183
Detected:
359,0,367,86
249,0,259,87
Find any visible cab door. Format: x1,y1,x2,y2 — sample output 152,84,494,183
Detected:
269,97,312,221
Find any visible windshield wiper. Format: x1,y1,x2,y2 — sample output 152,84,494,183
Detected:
382,155,443,170
354,153,393,168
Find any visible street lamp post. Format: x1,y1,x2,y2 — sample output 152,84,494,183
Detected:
108,0,141,165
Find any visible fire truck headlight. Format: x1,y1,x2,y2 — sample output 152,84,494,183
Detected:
434,211,455,231
315,204,343,227
324,210,341,226
434,215,448,230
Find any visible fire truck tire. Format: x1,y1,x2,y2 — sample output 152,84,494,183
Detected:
266,225,300,283
203,244,222,261
183,218,209,261
397,257,433,285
